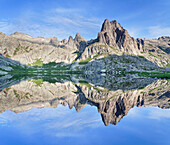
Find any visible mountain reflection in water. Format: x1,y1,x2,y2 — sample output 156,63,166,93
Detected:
0,74,169,126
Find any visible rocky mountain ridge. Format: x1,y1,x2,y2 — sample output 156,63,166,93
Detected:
0,19,169,67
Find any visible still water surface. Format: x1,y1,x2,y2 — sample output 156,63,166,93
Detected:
0,74,169,145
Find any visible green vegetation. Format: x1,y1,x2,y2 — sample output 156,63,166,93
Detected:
13,46,32,55
93,53,110,59
79,80,109,92
32,79,43,86
98,44,109,48
149,87,158,93
137,55,145,59
43,62,58,67
72,51,80,55
93,53,102,59
23,92,32,99
149,52,157,58
6,60,83,75
109,46,120,51
32,59,43,66
124,71,170,79
148,43,153,47
79,53,111,65
79,57,92,65
13,90,20,99
13,47,20,55
13,89,32,101
6,87,11,91
5,54,11,58
24,46,33,53
79,80,93,89
24,46,29,52
141,51,146,54
72,60,76,63
165,64,170,67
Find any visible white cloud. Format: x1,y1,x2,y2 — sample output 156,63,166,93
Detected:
124,25,170,39
0,20,15,34
0,8,102,40
0,105,102,137
47,16,81,26
127,106,170,121
55,132,81,137
54,8,81,14
148,108,170,120
148,25,170,38
44,8,101,39
127,27,141,38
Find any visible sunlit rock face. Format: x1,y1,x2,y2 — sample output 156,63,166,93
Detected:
80,19,140,61
79,20,170,67
0,20,169,66
0,32,79,64
0,81,78,113
0,74,169,126
139,36,170,66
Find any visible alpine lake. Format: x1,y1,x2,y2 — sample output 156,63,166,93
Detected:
0,66,170,145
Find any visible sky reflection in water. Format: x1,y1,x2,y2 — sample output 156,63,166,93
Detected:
0,74,170,145
0,105,170,145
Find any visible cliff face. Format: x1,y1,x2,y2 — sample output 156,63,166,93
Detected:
0,20,170,66
80,20,170,67
97,19,140,54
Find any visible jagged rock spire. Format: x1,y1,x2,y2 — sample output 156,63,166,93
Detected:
101,19,111,31
97,19,139,55
68,36,74,42
74,32,86,42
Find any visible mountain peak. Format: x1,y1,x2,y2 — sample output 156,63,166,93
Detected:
68,36,74,42
101,19,111,32
74,32,86,42
97,19,140,54
101,19,123,32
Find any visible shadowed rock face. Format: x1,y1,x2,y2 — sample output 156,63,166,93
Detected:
99,87,170,126
0,54,25,76
78,79,170,125
97,19,139,55
0,19,169,66
0,74,169,126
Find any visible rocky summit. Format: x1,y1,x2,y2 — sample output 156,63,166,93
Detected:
0,19,170,67
97,19,140,54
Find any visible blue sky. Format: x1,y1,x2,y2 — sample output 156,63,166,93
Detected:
0,0,170,40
